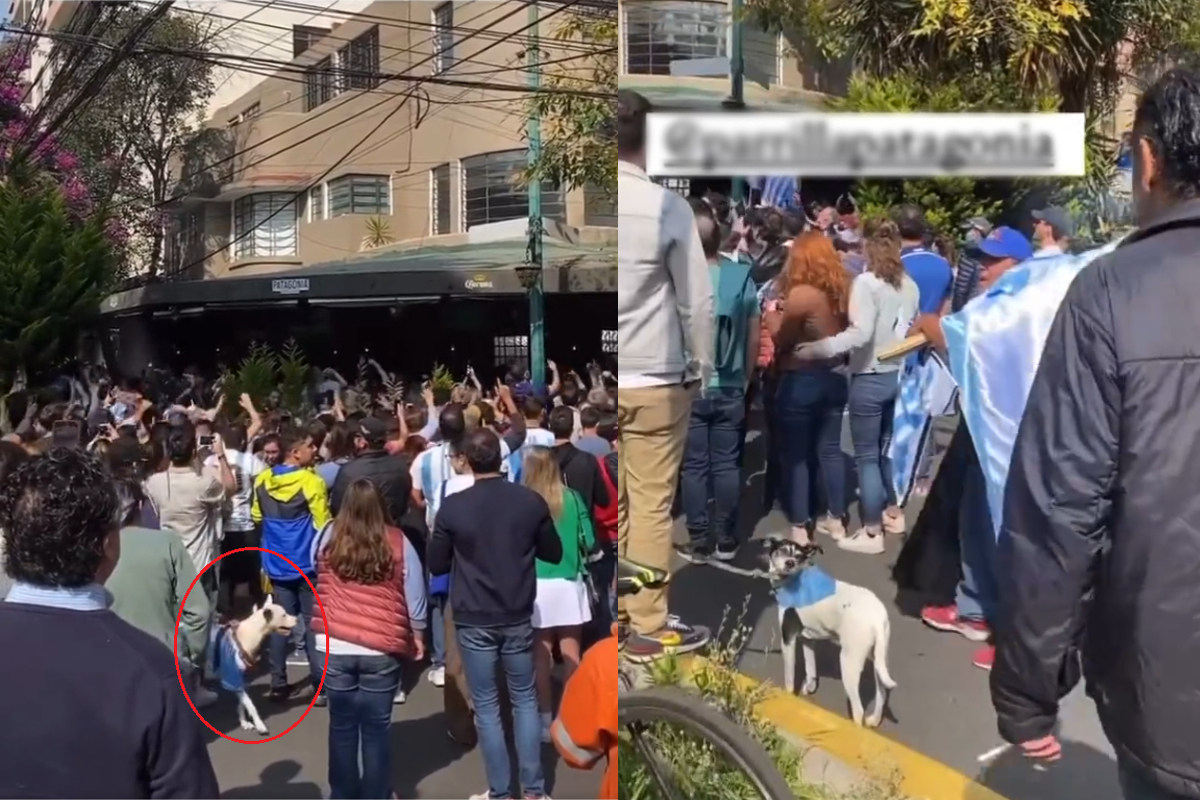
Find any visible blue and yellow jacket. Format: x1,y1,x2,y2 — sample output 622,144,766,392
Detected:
250,464,330,581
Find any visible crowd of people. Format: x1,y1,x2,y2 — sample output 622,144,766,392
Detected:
616,85,1076,663
0,355,619,799
619,65,1200,800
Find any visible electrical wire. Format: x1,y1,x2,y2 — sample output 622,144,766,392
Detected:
171,0,593,272
22,2,179,159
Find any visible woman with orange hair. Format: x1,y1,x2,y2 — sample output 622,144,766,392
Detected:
763,232,853,545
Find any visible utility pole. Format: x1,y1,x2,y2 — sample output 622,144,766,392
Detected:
526,0,546,387
723,0,746,202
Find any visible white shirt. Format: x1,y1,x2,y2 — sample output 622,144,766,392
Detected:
144,466,225,571
205,450,266,532
1034,244,1065,257
411,440,512,528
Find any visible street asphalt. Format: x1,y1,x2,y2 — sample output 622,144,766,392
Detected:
670,418,1124,800
202,665,602,799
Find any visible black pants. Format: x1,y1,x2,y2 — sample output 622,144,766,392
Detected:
218,528,264,614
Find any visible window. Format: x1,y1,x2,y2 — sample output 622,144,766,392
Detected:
309,184,324,221
339,26,380,91
432,3,455,73
601,330,617,354
293,24,329,58
461,150,564,230
164,211,203,278
653,176,690,196
304,56,337,111
242,102,260,119
622,1,728,76
493,335,528,373
327,174,390,217
431,163,451,234
232,193,298,260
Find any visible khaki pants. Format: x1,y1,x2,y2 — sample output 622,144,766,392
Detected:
617,384,692,635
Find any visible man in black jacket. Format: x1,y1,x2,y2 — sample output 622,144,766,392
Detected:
548,406,610,517
330,415,412,524
993,67,1200,799
0,449,218,798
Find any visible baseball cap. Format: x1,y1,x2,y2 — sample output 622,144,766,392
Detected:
962,216,993,236
358,416,388,444
1032,206,1075,237
976,226,1033,262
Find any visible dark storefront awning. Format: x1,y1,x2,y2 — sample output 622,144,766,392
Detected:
101,239,615,317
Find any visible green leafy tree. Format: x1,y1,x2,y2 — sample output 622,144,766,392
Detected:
41,4,221,275
0,174,119,385
523,7,616,198
277,338,311,418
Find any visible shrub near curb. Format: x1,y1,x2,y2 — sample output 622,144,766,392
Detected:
619,633,904,800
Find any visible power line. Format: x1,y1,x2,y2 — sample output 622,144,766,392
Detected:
172,0,593,272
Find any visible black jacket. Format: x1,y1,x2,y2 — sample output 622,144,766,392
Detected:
330,449,412,525
553,442,610,516
993,202,1200,796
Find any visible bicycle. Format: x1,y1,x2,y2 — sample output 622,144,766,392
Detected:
617,558,796,800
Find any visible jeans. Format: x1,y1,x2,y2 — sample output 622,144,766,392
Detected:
680,386,747,547
1120,764,1190,799
268,575,323,691
457,622,544,799
773,367,848,526
955,449,998,624
429,594,447,667
326,654,401,799
848,372,900,526
761,373,782,508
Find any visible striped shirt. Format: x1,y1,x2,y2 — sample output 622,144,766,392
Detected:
749,176,798,209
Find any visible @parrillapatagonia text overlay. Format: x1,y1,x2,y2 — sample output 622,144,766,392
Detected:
645,112,1086,178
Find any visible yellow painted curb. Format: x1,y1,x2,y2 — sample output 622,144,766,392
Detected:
691,659,1009,800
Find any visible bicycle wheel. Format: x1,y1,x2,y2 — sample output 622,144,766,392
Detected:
620,686,796,800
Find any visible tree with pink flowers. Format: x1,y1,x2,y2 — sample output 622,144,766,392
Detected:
0,42,126,386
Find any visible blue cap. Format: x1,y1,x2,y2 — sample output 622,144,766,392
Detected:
976,226,1033,261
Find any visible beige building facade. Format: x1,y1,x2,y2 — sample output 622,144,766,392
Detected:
164,0,613,281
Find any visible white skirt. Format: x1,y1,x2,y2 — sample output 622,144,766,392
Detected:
532,578,593,629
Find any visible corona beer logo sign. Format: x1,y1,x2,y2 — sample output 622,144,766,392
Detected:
464,273,493,290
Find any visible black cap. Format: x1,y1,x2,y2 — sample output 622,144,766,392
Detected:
358,416,388,444
1032,206,1075,237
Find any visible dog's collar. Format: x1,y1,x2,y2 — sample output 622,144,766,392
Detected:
228,624,260,668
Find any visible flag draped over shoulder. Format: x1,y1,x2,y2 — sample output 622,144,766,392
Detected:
940,241,1122,538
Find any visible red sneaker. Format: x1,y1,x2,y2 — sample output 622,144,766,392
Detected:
920,605,991,643
972,645,995,671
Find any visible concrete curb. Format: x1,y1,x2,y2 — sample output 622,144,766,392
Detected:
726,666,1010,800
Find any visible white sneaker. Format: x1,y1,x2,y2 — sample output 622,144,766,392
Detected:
427,665,446,687
193,687,219,709
393,688,407,705
468,793,491,799
815,516,847,541
837,528,885,555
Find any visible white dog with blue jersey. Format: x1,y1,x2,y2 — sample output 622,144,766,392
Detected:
766,539,896,727
208,596,297,736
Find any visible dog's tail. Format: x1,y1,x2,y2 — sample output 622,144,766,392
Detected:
874,616,897,690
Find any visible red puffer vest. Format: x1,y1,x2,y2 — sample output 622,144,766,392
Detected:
311,526,413,655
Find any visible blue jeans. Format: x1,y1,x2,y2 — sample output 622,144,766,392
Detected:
429,594,447,668
848,372,900,526
680,386,747,547
955,450,998,624
457,622,543,799
268,575,323,692
773,367,848,526
326,654,401,799
1120,764,1189,799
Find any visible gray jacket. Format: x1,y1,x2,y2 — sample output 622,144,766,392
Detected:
617,161,714,384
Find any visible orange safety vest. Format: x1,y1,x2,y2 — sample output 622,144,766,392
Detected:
551,634,618,799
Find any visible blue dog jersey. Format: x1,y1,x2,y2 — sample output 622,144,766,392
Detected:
209,627,246,693
775,567,837,610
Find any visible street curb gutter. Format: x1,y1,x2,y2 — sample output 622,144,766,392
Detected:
725,667,1010,800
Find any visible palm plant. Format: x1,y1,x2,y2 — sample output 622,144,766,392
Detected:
361,216,394,250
